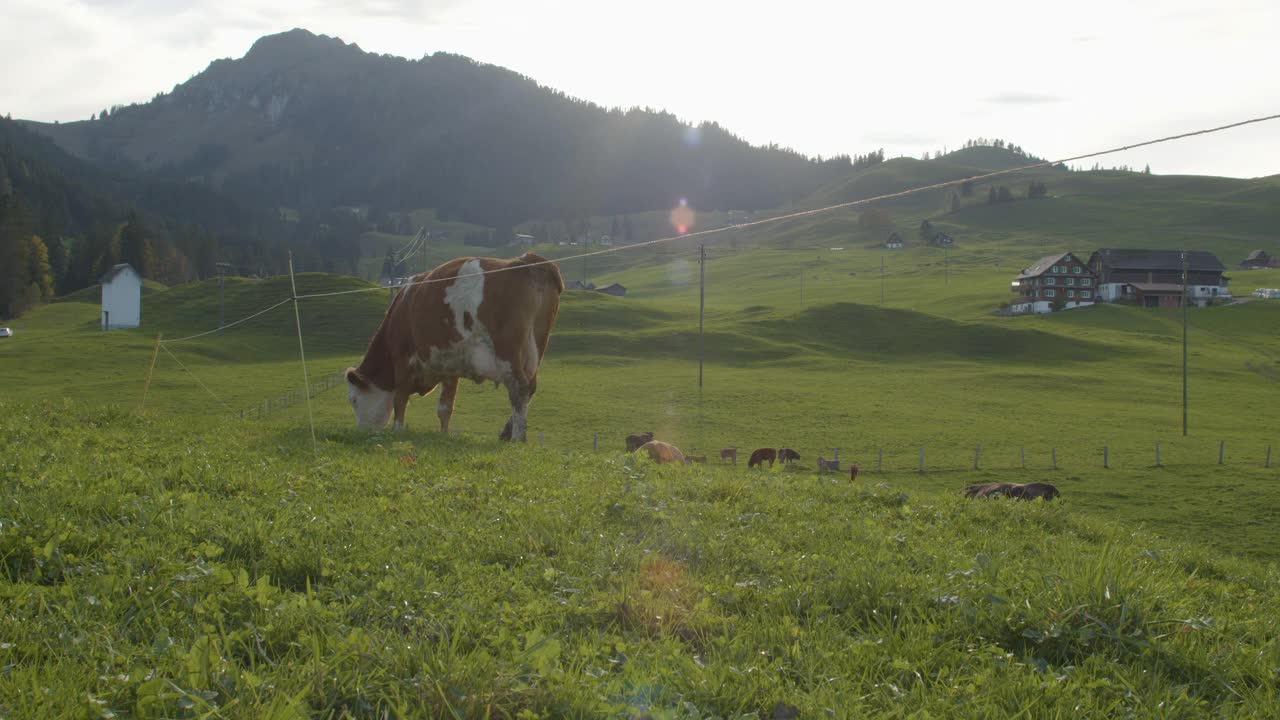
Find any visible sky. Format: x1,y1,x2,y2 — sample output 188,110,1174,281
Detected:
2,0,1279,178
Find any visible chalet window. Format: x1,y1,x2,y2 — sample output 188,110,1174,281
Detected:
1044,277,1056,286
1081,278,1092,287
1065,277,1075,286
1068,290,1076,298
1046,289,1057,297
1081,291,1092,299
1073,267,1082,274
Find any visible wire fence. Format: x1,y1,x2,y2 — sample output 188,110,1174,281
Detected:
15,112,1276,463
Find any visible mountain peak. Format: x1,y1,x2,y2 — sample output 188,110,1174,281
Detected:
245,29,356,63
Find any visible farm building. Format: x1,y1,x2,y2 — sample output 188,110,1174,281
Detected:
884,231,905,249
1087,249,1231,307
1239,250,1273,269
100,263,142,330
568,280,596,291
930,232,954,247
595,283,627,297
1009,251,1098,314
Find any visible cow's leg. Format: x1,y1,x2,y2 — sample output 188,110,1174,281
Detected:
391,388,411,431
500,379,531,442
437,377,459,434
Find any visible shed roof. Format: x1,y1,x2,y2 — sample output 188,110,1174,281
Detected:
1091,249,1225,272
1245,249,1270,261
1016,252,1072,280
99,263,140,284
1127,282,1186,294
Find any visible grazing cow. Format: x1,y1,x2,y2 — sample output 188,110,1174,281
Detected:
626,432,655,453
720,448,738,464
637,440,686,464
817,457,840,473
849,463,860,482
344,253,563,441
778,448,801,464
964,482,1060,501
748,448,778,468
685,455,707,464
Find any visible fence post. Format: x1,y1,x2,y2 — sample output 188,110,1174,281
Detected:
1052,448,1057,470
593,433,598,451
833,448,839,466
1104,445,1109,469
1266,445,1272,468
918,446,924,474
1155,442,1161,467
974,443,981,470
140,333,163,410
1218,440,1225,465
877,447,883,472
539,431,544,447
263,399,269,417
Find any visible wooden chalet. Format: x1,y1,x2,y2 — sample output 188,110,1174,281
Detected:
1009,251,1099,314
1240,249,1272,270
1087,249,1231,307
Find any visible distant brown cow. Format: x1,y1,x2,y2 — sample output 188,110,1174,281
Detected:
638,440,686,464
965,482,1060,501
685,455,707,464
778,448,801,464
626,432,655,452
720,448,738,464
748,448,777,468
849,463,860,482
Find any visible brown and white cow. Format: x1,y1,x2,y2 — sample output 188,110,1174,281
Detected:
344,253,563,441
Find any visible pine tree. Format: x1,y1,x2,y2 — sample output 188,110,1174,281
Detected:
26,235,54,301
118,211,155,278
918,219,934,242
623,215,634,244
950,192,961,213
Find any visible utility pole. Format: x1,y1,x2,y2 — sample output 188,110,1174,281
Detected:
944,246,949,286
800,267,805,307
698,244,705,389
1182,250,1189,436
880,256,885,305
215,262,232,334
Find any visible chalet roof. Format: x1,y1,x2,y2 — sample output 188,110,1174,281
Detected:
98,263,139,284
1016,252,1071,280
1091,248,1225,272
1127,282,1186,294
1245,249,1270,261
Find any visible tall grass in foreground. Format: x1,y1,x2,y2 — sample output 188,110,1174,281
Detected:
2,403,1277,718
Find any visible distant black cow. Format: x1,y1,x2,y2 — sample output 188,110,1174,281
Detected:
778,448,801,464
626,432,654,453
964,482,1060,501
748,448,778,468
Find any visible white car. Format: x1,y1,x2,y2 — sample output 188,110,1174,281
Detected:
0,327,12,338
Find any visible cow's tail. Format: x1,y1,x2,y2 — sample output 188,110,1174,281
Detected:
513,253,565,294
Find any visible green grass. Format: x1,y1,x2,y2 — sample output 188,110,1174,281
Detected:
3,404,1279,717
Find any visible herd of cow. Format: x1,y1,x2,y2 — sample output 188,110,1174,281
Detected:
344,253,1061,503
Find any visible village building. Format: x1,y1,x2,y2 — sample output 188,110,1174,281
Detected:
930,232,954,247
1087,249,1231,307
1239,249,1273,269
884,231,905,249
100,263,142,330
595,282,627,297
1009,251,1099,314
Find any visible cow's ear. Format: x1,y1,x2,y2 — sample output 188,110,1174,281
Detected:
345,367,369,390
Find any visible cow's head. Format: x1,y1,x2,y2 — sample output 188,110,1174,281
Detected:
345,367,393,429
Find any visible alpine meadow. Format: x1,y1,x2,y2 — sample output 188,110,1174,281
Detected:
3,20,1280,720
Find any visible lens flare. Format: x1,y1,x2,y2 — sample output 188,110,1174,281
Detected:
669,197,695,235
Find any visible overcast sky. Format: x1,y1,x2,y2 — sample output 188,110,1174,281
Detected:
3,0,1278,178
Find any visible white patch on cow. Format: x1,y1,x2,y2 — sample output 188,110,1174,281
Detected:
348,381,393,429
523,330,540,379
425,324,512,385
444,259,485,339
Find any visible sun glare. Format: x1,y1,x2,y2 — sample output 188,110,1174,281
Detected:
669,197,695,235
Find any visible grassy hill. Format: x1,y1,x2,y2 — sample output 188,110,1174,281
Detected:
2,404,1278,717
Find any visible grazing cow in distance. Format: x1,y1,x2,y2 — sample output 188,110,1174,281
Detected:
626,432,655,453
720,448,738,464
965,482,1060,501
685,455,707,464
778,448,801,464
748,448,778,468
850,463,860,482
817,457,840,473
638,440,686,464
345,253,563,441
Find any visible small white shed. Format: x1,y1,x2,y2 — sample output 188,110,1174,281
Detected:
100,263,142,330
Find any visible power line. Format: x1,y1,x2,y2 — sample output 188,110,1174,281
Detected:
293,111,1280,301
160,343,233,412
160,297,293,344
